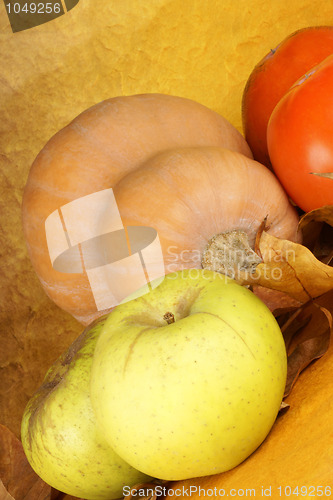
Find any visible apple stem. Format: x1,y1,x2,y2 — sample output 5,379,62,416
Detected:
163,312,175,324
201,229,262,281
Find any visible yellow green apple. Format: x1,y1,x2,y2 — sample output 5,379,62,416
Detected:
21,316,152,499
90,269,287,480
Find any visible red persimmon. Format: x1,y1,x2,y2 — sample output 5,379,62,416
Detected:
267,54,333,213
242,26,333,167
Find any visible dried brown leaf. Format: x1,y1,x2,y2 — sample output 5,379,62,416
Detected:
280,307,312,351
284,326,330,397
298,205,333,257
321,246,333,266
60,497,84,500
314,288,333,310
240,232,333,303
281,291,333,398
0,424,51,500
299,204,333,228
278,401,290,415
297,219,324,254
50,492,83,500
253,286,302,314
0,479,15,500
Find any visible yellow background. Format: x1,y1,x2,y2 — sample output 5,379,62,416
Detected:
0,0,332,496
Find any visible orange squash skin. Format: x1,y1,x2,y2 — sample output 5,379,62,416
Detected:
22,94,299,325
22,94,253,325
114,146,301,275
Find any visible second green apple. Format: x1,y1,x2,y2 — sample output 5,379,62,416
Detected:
90,269,287,480
21,316,152,500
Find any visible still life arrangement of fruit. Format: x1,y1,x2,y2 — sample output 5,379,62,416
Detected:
2,25,333,500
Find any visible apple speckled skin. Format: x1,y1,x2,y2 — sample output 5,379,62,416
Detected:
21,317,152,500
90,269,287,480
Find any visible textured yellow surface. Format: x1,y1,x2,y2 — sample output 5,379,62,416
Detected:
0,0,332,484
169,336,333,497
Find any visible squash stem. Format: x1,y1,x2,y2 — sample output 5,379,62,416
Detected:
201,229,262,281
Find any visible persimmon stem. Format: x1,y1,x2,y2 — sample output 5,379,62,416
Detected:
163,312,175,324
